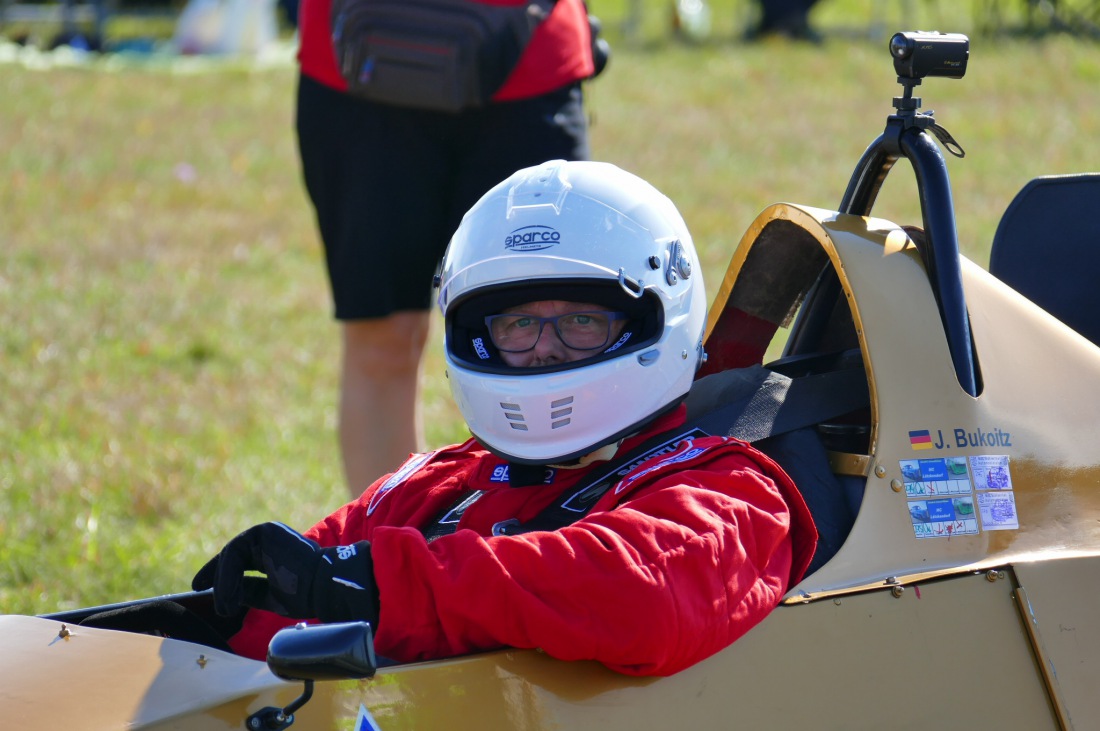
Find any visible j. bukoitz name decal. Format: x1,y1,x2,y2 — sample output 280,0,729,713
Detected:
908,427,1013,451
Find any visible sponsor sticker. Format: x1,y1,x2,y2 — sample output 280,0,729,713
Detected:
489,464,556,484
969,455,1012,490
901,453,1018,538
504,225,561,252
977,491,1019,530
909,497,979,539
900,457,972,497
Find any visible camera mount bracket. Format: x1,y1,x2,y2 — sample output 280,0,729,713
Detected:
890,76,964,158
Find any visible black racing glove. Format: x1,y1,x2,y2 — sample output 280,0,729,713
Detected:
192,522,380,627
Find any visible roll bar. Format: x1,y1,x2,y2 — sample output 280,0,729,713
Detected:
836,32,980,397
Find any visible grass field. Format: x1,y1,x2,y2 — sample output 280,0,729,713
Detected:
2,0,1099,615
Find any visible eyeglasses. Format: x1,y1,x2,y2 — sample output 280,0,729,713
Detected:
484,311,628,353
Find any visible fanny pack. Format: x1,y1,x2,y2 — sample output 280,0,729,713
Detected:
330,0,556,113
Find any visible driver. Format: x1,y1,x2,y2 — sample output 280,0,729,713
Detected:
193,160,818,677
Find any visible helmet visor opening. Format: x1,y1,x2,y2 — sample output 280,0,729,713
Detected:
485,311,630,353
448,281,663,372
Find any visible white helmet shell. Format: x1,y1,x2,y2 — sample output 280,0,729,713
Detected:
436,160,706,464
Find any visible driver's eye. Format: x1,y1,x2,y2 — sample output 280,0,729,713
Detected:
513,317,536,329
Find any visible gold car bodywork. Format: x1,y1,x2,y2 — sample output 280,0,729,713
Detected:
5,203,1100,730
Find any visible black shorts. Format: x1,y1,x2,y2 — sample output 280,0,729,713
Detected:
296,74,590,320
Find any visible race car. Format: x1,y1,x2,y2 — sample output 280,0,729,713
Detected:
3,30,1099,730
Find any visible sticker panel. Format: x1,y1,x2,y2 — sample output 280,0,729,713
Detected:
901,457,972,497
977,491,1019,530
901,449,1017,539
969,455,1012,490
909,497,979,539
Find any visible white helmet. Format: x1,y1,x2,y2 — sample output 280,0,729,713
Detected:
436,160,706,465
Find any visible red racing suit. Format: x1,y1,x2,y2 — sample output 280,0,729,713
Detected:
229,406,817,676
297,0,596,100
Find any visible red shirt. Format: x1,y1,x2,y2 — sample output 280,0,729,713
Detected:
298,0,595,100
230,407,817,676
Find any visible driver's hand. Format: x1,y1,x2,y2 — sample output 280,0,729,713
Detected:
192,522,380,626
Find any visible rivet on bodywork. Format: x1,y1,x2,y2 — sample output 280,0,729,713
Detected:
874,464,887,478
197,655,208,669
986,569,1006,582
891,586,905,598
890,478,903,492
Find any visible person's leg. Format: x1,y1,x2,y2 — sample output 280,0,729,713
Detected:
340,312,430,495
297,75,452,499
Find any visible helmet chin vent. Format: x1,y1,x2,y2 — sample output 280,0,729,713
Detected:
500,397,575,431
550,396,573,429
501,402,528,430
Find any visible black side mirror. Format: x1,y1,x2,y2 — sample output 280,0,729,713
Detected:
267,621,377,681
248,622,377,731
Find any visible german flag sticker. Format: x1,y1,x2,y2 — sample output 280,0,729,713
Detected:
909,430,934,450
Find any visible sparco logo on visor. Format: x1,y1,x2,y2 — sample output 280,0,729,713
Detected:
504,225,561,252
